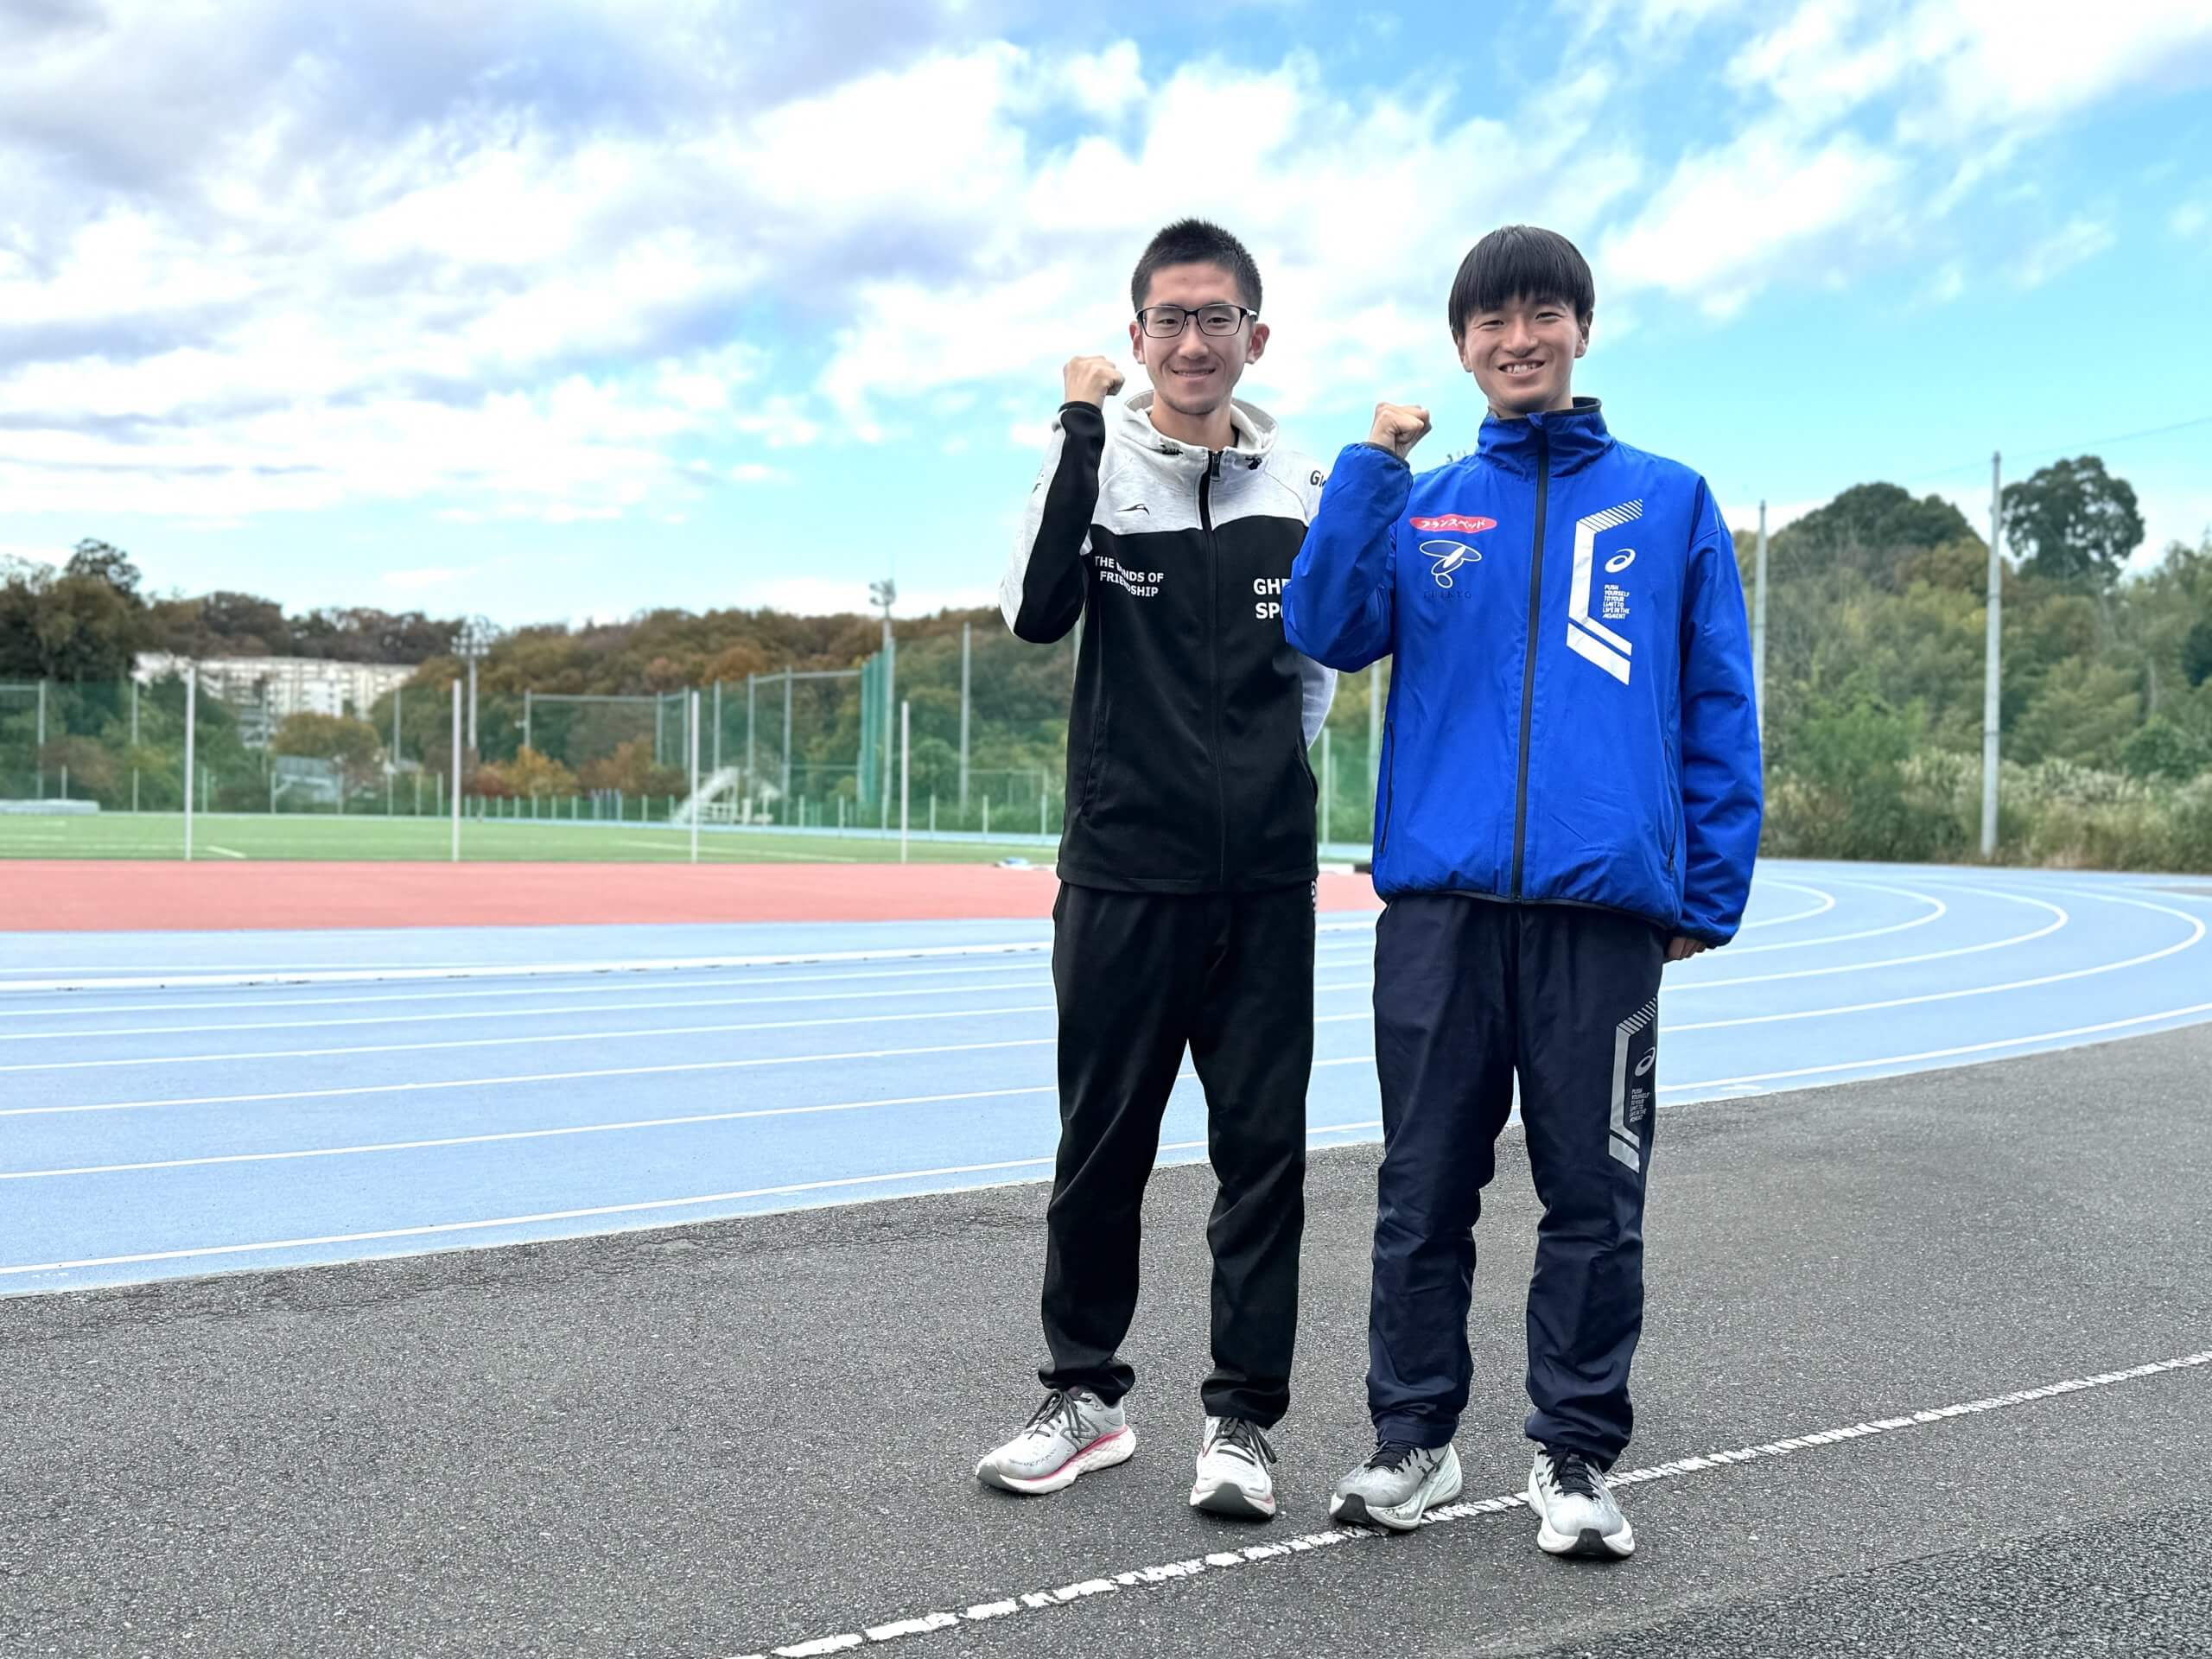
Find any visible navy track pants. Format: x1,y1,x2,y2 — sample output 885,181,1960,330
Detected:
1366,895,1664,1465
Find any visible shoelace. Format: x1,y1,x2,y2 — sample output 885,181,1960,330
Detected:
1024,1389,1092,1441
1365,1440,1427,1474
1207,1419,1277,1469
1541,1444,1601,1499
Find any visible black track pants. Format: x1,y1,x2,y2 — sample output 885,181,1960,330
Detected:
1365,896,1665,1464
1039,881,1315,1426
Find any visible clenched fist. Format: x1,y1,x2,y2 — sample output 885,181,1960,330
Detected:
1064,355,1126,408
1368,402,1431,461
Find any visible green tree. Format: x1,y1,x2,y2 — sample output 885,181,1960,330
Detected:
2001,455,2144,590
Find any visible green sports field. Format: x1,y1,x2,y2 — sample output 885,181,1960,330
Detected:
0,811,1058,864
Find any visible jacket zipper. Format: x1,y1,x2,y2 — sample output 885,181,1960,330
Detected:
1202,450,1225,887
1509,429,1549,899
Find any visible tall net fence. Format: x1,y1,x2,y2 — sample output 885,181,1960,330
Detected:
1,626,1388,852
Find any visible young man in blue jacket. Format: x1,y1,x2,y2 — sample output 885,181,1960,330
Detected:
1284,226,1761,1559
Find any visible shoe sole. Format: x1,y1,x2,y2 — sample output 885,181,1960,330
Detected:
1530,1484,1636,1560
976,1426,1136,1496
1328,1445,1462,1532
1189,1478,1276,1521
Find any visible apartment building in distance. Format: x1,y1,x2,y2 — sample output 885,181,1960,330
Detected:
133,653,415,747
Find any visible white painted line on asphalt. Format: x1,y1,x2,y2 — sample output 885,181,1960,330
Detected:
0,918,1379,995
715,1348,2212,1659
0,1116,1382,1278
0,1001,1373,1077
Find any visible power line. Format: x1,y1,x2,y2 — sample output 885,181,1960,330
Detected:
1904,412,2212,488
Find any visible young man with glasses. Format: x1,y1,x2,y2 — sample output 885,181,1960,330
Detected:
1285,225,1761,1558
977,219,1333,1522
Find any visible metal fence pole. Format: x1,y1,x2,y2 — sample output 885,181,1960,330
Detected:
781,666,793,807
959,620,971,810
690,689,702,866
899,700,910,866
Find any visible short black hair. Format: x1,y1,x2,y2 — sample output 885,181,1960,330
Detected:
1447,226,1594,341
1130,218,1262,315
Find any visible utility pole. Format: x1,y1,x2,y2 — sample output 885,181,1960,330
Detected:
1980,452,2003,859
1753,500,1770,741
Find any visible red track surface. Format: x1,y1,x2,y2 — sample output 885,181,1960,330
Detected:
0,861,1384,932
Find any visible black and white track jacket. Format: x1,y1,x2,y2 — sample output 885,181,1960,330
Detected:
1001,391,1336,894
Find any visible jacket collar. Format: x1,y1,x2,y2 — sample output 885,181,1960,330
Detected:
1114,391,1277,473
1475,397,1611,479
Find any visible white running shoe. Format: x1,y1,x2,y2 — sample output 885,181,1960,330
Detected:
1329,1440,1462,1531
1189,1416,1277,1521
1528,1444,1636,1559
975,1388,1135,1496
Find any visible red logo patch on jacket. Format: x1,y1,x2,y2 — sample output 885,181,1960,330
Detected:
1408,514,1497,534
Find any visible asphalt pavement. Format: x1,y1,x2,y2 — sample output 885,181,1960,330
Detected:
3,1023,2208,1658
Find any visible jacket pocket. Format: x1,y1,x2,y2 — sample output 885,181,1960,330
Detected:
1079,695,1112,818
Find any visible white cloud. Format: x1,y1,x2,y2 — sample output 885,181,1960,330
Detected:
2013,217,2116,288
728,462,788,484
2171,194,2212,240
1599,124,1904,315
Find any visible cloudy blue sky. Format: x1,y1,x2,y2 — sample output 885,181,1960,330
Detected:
3,0,2209,626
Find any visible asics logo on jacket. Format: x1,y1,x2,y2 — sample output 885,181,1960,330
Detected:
1281,398,1762,944
1001,393,1336,893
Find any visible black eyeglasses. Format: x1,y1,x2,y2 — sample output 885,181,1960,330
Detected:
1136,302,1258,339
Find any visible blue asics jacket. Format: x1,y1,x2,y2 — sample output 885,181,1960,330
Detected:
1284,399,1762,944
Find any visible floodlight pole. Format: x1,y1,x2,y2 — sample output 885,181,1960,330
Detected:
451,680,463,863
1980,452,2003,859
182,664,196,861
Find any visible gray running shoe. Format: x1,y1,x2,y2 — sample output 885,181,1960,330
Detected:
1329,1440,1462,1530
975,1388,1135,1496
1528,1443,1635,1559
1189,1416,1277,1521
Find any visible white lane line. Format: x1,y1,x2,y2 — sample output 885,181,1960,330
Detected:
0,942,1380,1021
0,1114,1387,1276
1669,890,2203,1033
202,845,248,861
0,1060,1383,1181
0,944,1377,1038
717,1349,2212,1659
1723,882,1948,956
1674,887,2068,990
0,996,1374,1077
1660,999,2212,1093
0,918,1378,995
1738,880,1837,929
0,1018,1376,1119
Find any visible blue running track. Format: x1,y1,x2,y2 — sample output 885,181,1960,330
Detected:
2,860,2206,1296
